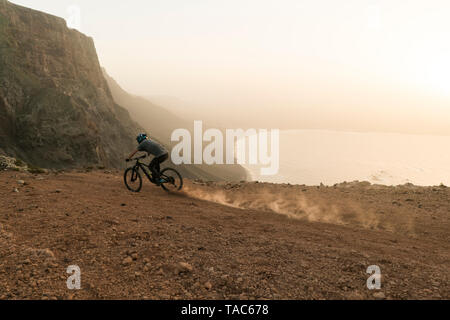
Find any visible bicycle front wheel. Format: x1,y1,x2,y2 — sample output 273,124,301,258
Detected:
160,168,183,191
124,167,143,193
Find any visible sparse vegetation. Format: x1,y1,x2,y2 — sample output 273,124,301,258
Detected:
27,164,46,174
14,158,25,167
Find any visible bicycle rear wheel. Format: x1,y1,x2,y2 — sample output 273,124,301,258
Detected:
160,168,183,191
124,167,142,192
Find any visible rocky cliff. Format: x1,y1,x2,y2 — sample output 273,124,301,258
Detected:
0,0,140,168
0,1,247,181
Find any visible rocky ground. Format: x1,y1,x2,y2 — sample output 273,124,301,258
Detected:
0,170,448,300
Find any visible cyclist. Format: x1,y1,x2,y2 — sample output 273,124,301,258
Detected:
126,134,169,186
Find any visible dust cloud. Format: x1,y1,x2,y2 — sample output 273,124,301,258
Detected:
183,182,388,230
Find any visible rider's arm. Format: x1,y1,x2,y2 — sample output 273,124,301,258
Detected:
127,149,138,160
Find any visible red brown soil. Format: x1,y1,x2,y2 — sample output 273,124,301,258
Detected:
0,170,448,300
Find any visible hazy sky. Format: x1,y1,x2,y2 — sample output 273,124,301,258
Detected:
9,0,450,134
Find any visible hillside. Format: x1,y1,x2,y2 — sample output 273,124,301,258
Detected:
103,70,248,181
0,170,448,299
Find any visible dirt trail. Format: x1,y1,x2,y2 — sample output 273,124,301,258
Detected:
0,171,449,300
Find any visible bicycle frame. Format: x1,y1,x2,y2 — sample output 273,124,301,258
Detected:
132,160,154,182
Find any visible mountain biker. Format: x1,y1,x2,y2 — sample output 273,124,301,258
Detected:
126,134,169,186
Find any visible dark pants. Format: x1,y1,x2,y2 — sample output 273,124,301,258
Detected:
149,153,168,181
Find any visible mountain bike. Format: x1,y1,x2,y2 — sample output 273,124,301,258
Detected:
124,155,183,192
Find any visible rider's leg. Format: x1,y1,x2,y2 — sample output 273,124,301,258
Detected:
149,158,159,182
149,153,169,184
155,153,169,179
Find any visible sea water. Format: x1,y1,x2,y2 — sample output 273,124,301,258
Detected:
242,130,450,186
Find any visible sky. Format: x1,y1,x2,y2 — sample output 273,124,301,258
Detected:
8,0,450,134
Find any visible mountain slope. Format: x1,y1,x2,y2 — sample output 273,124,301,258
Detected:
0,170,448,299
103,69,186,145
0,0,140,168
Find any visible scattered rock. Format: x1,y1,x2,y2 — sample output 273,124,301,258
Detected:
373,292,386,300
177,262,193,274
347,291,364,299
43,248,55,259
13,188,19,193
431,280,440,287
17,180,25,185
122,257,133,266
239,293,248,299
204,281,212,290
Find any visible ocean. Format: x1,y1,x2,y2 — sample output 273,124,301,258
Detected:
242,130,450,186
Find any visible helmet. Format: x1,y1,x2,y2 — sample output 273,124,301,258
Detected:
136,133,147,144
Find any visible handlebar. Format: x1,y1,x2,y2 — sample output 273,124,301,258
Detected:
127,155,147,162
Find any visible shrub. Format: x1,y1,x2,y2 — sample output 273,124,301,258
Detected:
14,158,25,167
27,164,46,174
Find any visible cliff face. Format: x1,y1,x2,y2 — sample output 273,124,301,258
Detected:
0,0,140,168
